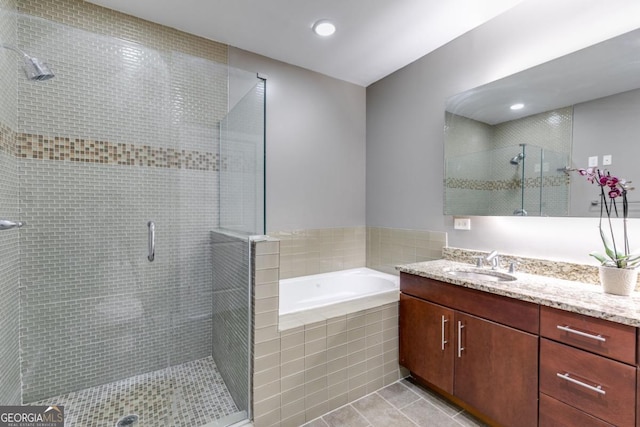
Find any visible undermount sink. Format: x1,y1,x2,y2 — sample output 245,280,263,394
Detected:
446,268,517,282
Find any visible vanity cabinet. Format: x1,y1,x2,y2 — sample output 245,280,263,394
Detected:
399,273,539,427
539,306,637,426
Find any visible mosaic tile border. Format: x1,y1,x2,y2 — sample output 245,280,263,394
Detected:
445,175,570,191
443,246,600,284
17,133,219,170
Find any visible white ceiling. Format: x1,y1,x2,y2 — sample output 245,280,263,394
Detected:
85,0,524,87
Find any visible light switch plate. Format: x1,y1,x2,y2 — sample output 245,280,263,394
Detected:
603,155,612,166
454,217,471,230
588,156,598,167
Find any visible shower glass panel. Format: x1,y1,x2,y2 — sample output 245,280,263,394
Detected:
538,147,570,216
0,2,260,426
210,71,266,424
219,75,266,235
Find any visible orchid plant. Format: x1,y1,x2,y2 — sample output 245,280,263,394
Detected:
578,167,640,269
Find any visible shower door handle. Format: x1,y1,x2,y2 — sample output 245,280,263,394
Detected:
0,220,25,230
148,221,155,262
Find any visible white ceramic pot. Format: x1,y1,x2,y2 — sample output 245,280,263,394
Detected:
599,265,639,296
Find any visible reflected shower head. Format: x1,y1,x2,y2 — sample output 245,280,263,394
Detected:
510,153,525,165
1,44,54,81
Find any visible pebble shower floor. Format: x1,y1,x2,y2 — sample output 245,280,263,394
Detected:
28,356,239,426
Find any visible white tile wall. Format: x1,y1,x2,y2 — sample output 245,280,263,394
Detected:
0,0,21,406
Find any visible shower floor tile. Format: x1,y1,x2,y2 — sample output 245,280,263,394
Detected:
28,356,240,427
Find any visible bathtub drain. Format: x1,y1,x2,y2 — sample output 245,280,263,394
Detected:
115,414,139,427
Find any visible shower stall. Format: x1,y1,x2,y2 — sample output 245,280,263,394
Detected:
0,1,263,426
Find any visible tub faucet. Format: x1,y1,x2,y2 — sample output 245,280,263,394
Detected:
485,250,500,270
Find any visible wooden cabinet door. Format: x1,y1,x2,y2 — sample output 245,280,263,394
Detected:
454,312,538,427
399,293,454,394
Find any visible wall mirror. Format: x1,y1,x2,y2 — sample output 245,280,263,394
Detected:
444,28,640,217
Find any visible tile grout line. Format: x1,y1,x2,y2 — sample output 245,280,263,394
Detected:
351,390,421,427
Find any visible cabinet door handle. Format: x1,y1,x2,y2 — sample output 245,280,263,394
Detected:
556,372,606,395
441,315,448,351
556,325,606,342
457,321,464,358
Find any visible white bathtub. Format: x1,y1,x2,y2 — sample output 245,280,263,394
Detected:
279,268,399,317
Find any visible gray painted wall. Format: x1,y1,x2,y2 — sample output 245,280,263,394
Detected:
366,0,640,264
228,47,366,232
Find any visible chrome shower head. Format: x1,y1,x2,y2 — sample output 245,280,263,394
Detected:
510,153,525,165
22,56,54,81
1,44,54,81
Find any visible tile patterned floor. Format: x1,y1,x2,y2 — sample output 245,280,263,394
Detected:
303,377,487,427
28,356,240,427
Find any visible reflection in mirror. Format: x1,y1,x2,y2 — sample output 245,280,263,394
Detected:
445,109,571,216
444,28,640,217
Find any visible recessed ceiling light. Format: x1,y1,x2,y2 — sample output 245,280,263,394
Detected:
312,19,336,37
510,103,525,110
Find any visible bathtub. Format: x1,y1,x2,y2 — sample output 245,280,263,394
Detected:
278,268,399,329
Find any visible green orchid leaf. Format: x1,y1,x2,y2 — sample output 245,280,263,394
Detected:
598,227,617,261
589,252,608,265
625,253,640,260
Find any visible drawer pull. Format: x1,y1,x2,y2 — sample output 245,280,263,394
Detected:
441,315,448,351
556,325,606,342
556,372,606,395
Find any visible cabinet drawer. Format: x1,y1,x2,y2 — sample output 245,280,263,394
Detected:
540,339,636,426
539,393,614,427
540,305,636,364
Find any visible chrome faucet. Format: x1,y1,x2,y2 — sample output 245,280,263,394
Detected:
485,250,500,270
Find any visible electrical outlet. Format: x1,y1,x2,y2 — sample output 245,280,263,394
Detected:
588,156,598,167
454,217,471,230
603,155,612,166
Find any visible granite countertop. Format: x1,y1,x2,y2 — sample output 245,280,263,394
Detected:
397,259,640,327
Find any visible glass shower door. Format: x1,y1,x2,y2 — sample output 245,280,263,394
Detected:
12,9,256,427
